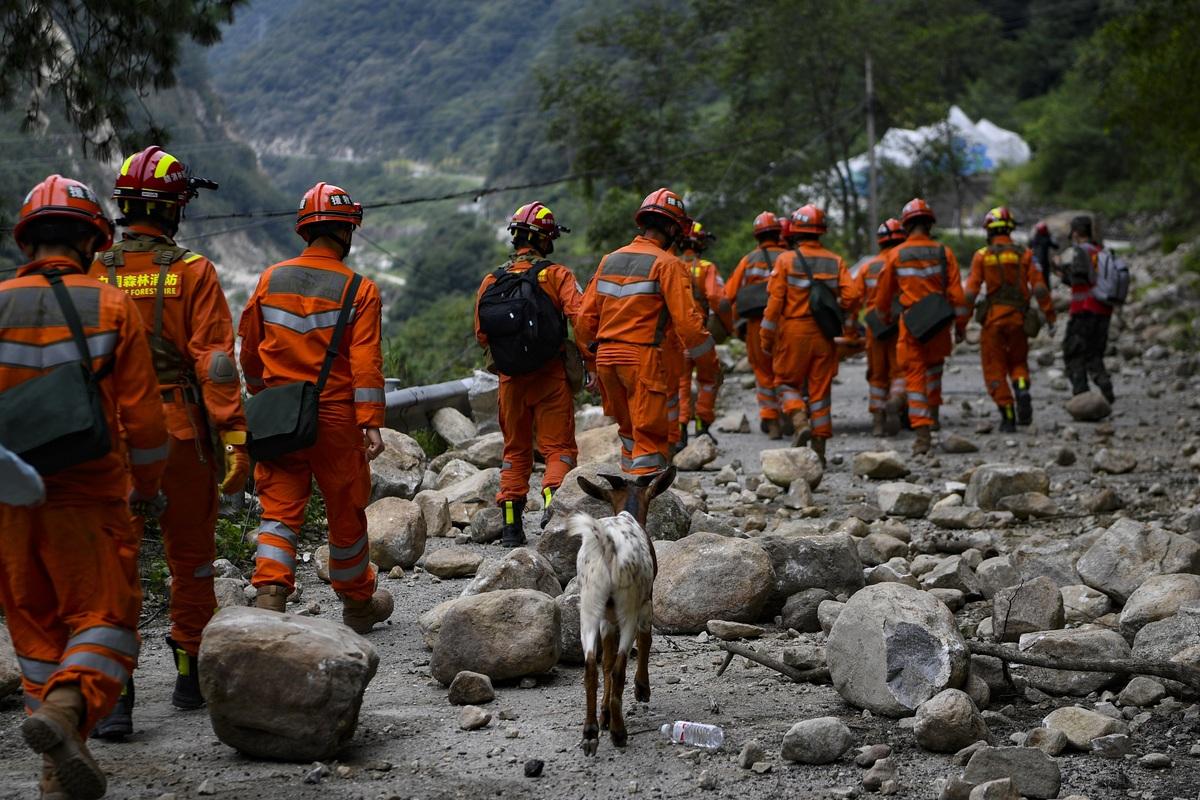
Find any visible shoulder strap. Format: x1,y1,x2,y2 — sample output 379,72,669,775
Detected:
939,246,949,295
44,271,113,382
795,248,814,281
316,273,363,393
152,259,172,340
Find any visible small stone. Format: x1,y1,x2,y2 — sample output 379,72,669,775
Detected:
1092,448,1137,475
914,689,989,753
963,746,1062,799
1042,706,1127,749
855,743,892,768
518,677,537,689
1054,447,1077,466
706,620,765,640
877,482,933,517
739,739,765,769
1024,727,1067,756
853,450,910,480
1118,676,1167,707
697,770,718,791
969,778,1020,800
448,671,495,705
197,779,216,796
524,759,544,778
459,705,492,731
424,548,484,579
862,756,897,791
750,761,773,774
1065,391,1111,422
781,716,854,764
1138,752,1172,769
1090,733,1133,759
335,765,352,778
942,434,979,454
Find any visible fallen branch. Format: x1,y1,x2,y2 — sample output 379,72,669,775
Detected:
969,641,1200,690
716,641,829,684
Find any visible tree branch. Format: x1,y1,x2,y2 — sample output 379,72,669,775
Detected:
968,641,1200,690
715,641,830,684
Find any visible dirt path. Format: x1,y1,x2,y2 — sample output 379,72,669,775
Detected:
2,330,1198,800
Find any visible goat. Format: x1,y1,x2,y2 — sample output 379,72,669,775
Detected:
570,466,676,755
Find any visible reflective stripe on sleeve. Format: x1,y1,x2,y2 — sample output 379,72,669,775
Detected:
687,337,715,359
354,387,386,404
760,318,777,331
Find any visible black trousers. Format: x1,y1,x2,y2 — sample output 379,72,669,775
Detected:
1063,311,1112,396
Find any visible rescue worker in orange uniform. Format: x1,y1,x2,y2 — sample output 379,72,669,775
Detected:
726,212,788,438
0,175,168,799
760,205,857,465
964,206,1055,432
576,188,717,475
86,147,249,736
853,218,908,436
873,199,971,455
239,183,393,634
677,220,732,440
474,202,584,547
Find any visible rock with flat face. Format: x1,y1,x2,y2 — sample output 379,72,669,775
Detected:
463,432,505,469
781,717,854,764
1076,518,1200,604
460,548,562,598
430,589,560,685
535,522,583,583
432,407,477,447
653,533,775,633
414,490,452,538
962,746,1061,799
991,577,1064,642
575,423,621,466
996,492,1058,520
199,608,378,762
1119,573,1200,640
826,582,969,717
1059,584,1113,624
366,497,427,570
555,588,584,665
1042,706,1127,750
928,505,990,530
756,532,864,611
1018,628,1130,695
673,434,718,471
1091,448,1137,475
853,451,910,480
964,464,1049,511
369,429,427,502
423,548,484,579
760,447,824,490
975,557,1019,600
781,588,834,633
877,482,933,518
914,689,988,753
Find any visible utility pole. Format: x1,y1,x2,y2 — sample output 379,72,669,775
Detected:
865,51,879,250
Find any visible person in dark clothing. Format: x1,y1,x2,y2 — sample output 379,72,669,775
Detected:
1060,216,1114,403
1030,221,1058,288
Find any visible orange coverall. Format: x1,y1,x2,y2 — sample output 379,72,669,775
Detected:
726,243,785,421
475,248,584,504
0,257,167,735
239,245,386,602
852,252,906,415
965,236,1055,406
761,241,857,439
678,252,732,426
576,236,717,475
90,224,246,655
873,235,970,428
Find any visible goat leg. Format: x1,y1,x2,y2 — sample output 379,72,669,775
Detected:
634,627,652,702
609,651,629,748
581,638,601,756
600,628,618,730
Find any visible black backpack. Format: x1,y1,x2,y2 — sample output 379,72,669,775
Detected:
477,259,566,376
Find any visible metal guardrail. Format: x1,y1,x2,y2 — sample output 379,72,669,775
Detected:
383,376,475,431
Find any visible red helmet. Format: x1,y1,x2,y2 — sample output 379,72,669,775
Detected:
1035,221,1050,235
14,174,114,250
876,218,906,247
789,204,827,236
296,182,363,234
634,187,688,232
901,198,936,227
983,206,1016,233
683,219,716,249
753,211,783,238
113,146,191,206
508,201,568,239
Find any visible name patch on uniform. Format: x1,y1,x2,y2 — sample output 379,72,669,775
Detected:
100,271,182,298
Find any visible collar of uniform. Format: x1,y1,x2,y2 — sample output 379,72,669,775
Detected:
630,234,668,253
989,234,1013,246
17,256,86,277
795,240,826,254
512,246,541,259
299,245,346,262
124,221,173,242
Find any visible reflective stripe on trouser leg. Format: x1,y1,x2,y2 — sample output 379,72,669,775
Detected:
677,361,693,424
868,385,888,413
529,370,578,493
809,395,832,437
497,374,535,503
778,385,805,414
254,520,299,593
310,416,376,601
926,362,945,407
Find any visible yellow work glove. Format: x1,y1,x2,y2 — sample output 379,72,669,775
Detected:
219,431,250,496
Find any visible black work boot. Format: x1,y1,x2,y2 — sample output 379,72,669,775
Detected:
678,423,689,449
167,636,204,710
500,500,526,548
1015,391,1033,426
999,404,1017,433
695,419,717,445
1097,382,1115,404
539,487,555,529
89,679,133,741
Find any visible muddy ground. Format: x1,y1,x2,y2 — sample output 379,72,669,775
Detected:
2,321,1199,800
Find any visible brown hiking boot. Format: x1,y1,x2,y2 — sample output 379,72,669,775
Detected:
21,687,106,800
811,437,827,468
930,406,941,431
254,584,289,613
764,417,782,440
912,427,932,455
40,756,67,800
871,412,884,437
341,588,394,634
883,396,903,436
790,410,811,448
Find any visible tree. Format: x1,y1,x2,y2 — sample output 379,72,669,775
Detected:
0,0,246,155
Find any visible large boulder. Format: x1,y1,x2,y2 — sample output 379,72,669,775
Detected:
0,627,20,697
653,533,775,633
436,459,479,489
1120,574,1200,640
877,482,932,517
1076,518,1200,603
1060,584,1113,624
826,583,969,717
464,432,505,469
853,451,910,480
1042,707,1127,750
535,522,582,583
414,490,452,537
756,532,864,612
430,589,560,685
760,447,824,490
1132,604,1200,663
991,577,1065,642
964,464,1049,511
962,747,1062,800
440,468,501,526
544,463,689,541
199,608,378,761
575,424,621,466
975,557,1020,600
1018,628,1130,695
431,407,477,447
555,588,584,665
460,548,562,598
369,429,427,502
365,497,427,570
423,548,484,579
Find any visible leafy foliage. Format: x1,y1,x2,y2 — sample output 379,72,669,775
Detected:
385,293,485,387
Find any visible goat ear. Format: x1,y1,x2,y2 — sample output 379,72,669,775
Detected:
577,476,612,502
648,466,677,499
596,472,627,490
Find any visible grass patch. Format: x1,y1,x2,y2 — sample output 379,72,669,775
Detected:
409,427,449,458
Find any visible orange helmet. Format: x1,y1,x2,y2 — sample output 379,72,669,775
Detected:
789,204,827,236
983,206,1016,233
634,187,688,232
296,182,363,235
683,219,716,250
113,146,193,206
14,174,114,250
876,218,906,247
753,211,783,238
779,217,792,241
508,201,568,239
901,198,936,227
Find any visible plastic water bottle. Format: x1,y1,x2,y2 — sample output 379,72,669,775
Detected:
661,721,724,750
